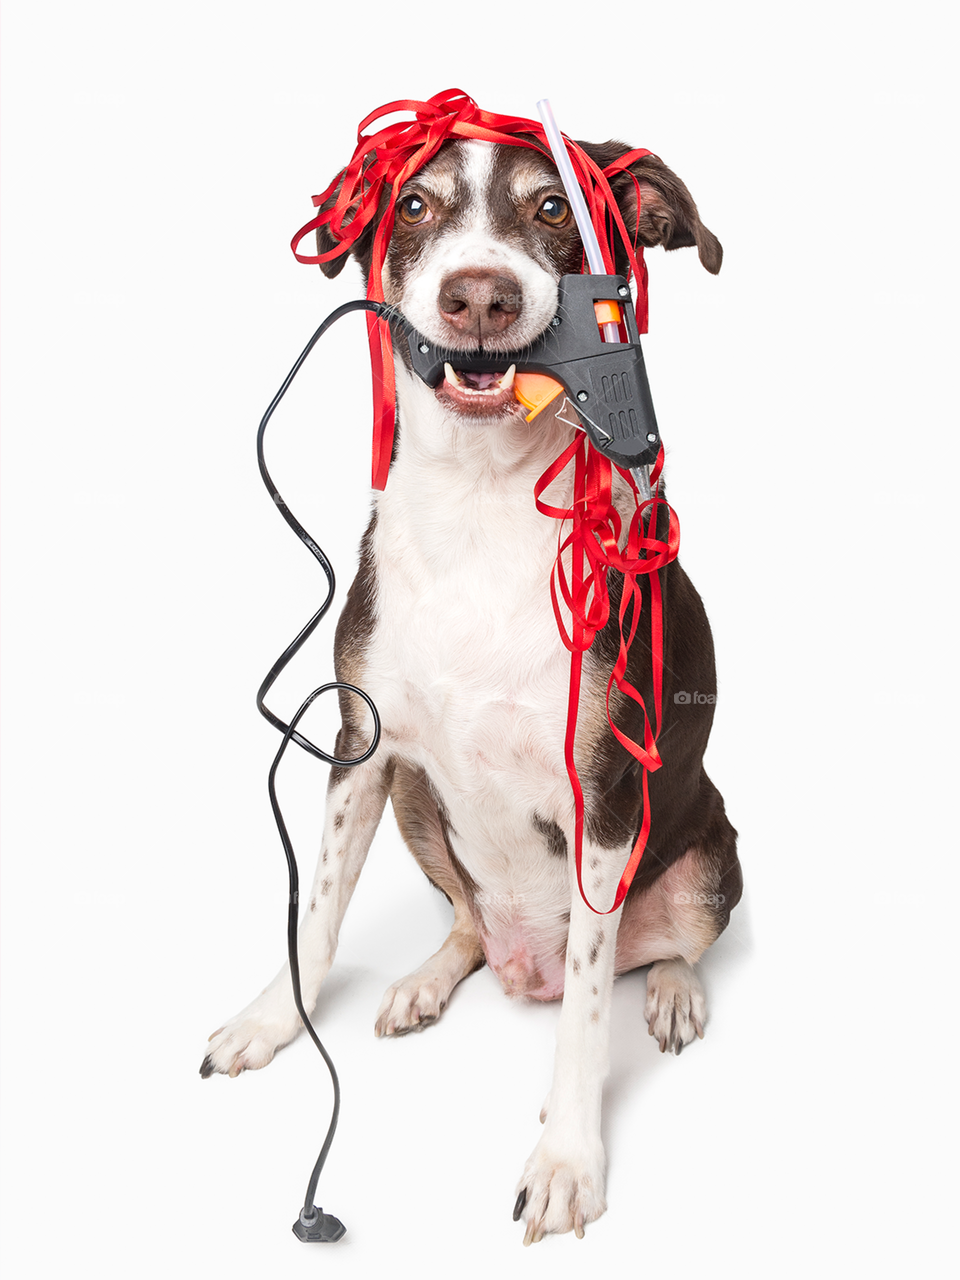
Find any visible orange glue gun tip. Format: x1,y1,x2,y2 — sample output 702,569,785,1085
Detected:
514,373,564,421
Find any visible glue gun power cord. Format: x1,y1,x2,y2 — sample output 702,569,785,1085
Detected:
252,298,387,1242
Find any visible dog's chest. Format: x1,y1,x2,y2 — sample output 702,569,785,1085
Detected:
364,468,576,995
369,476,571,797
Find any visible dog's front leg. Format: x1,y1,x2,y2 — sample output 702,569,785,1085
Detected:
514,845,624,1243
201,754,393,1078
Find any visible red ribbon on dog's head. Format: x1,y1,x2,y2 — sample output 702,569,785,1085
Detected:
291,88,652,490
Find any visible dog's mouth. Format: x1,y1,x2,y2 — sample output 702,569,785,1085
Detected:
436,362,524,418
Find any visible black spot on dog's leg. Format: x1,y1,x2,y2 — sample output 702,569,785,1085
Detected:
532,814,568,859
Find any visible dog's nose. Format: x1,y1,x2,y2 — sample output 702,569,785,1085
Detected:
437,271,522,336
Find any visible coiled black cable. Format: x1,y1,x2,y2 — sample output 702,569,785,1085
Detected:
255,298,388,1238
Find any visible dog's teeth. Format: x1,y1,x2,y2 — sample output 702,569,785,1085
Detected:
444,362,464,387
500,364,516,391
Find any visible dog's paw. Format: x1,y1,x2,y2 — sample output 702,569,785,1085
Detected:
374,968,448,1037
644,957,706,1055
200,986,302,1079
513,1137,606,1243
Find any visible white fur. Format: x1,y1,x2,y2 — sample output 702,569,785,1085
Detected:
367,365,578,979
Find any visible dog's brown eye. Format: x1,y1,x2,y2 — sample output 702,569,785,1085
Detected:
538,196,570,227
398,195,431,225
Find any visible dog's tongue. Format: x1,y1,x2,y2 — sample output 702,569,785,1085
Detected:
463,370,501,390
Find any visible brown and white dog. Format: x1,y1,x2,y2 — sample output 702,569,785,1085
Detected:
202,137,741,1242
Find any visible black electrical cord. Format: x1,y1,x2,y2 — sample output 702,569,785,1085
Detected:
255,298,388,1242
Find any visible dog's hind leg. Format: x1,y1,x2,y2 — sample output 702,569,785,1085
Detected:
616,800,741,1054
374,763,485,1037
201,750,393,1078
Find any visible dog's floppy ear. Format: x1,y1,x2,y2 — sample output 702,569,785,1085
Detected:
315,215,349,279
579,141,723,275
313,170,380,280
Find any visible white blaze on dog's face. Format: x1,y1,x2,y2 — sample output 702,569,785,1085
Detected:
382,140,584,420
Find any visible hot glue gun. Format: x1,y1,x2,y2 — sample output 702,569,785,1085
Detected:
392,270,661,471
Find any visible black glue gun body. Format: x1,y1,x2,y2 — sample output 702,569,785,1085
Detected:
391,274,661,471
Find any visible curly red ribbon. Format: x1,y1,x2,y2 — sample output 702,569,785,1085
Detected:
535,442,679,912
293,91,676,912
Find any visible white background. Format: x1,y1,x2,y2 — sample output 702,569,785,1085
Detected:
2,2,956,1276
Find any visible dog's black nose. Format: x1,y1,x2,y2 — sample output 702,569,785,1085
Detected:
438,271,522,336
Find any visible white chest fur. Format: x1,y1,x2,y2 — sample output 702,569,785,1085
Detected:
369,406,573,813
360,373,584,989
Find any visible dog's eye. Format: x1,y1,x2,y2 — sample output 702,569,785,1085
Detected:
398,195,431,225
537,196,570,227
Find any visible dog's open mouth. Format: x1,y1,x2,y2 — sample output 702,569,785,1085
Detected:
437,362,524,417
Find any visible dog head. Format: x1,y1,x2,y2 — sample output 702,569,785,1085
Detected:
316,138,721,423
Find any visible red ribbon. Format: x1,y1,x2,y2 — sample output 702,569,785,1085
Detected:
535,442,679,913
291,89,651,491
293,91,676,913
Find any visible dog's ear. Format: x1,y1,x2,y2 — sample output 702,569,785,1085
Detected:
313,170,380,281
315,215,349,279
578,141,722,275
